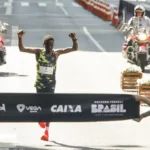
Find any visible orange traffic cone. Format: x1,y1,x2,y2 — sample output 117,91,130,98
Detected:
104,3,111,21
112,8,119,27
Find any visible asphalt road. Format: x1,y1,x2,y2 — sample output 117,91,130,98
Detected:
0,0,125,52
0,0,150,150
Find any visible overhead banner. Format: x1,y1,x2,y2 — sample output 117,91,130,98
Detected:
0,93,140,122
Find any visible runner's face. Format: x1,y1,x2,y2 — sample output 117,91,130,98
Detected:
137,12,142,17
44,39,54,52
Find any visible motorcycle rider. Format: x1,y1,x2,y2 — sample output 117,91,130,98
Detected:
124,5,150,52
17,30,78,141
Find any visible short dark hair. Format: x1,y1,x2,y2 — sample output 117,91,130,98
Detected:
43,35,54,44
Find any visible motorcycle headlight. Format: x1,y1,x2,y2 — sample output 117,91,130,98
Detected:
138,33,147,41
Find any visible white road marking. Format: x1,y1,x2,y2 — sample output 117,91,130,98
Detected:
72,2,81,7
4,2,9,7
83,26,106,52
38,2,47,7
59,6,68,16
56,2,64,7
21,2,29,7
5,0,13,15
55,0,68,16
55,0,59,4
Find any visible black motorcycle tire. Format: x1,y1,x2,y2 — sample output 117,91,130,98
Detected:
138,54,146,72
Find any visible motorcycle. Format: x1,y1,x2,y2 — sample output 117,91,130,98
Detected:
122,19,150,72
0,21,9,66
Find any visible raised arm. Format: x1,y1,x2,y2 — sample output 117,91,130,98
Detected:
55,32,78,57
17,30,41,54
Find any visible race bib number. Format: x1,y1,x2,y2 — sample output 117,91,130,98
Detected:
39,66,54,75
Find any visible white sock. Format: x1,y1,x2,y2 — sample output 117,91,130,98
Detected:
46,126,49,131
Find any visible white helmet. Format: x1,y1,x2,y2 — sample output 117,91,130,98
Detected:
134,5,145,16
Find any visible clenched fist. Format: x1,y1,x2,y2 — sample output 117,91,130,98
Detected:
17,30,25,38
69,32,76,40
